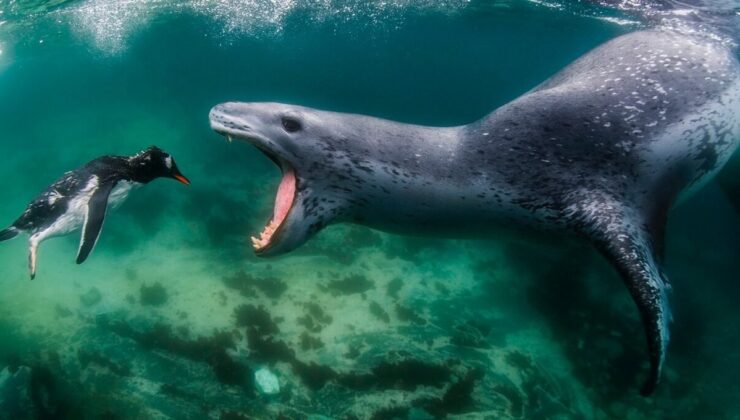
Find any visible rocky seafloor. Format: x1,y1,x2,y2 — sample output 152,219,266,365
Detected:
0,179,738,419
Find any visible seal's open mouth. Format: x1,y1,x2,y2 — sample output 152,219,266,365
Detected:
211,126,298,253
250,165,296,251
209,103,305,254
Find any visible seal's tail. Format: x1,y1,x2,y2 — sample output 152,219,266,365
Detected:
0,226,19,242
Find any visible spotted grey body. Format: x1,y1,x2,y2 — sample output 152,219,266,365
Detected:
0,146,190,279
210,29,740,395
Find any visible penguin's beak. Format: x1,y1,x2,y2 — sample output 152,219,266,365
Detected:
174,174,190,185
171,166,191,185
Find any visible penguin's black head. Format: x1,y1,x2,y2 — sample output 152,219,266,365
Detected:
130,146,190,185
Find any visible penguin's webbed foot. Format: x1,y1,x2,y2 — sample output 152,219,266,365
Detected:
28,238,39,281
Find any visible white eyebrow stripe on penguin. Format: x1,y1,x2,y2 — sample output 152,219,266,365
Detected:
165,156,172,169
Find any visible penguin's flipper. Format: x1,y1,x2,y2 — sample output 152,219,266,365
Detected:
76,182,115,264
0,226,19,242
568,193,671,396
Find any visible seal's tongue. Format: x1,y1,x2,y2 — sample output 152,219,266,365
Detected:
251,168,296,250
274,168,296,225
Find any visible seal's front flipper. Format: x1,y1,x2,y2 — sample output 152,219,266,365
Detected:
76,182,115,264
598,227,671,396
569,196,671,396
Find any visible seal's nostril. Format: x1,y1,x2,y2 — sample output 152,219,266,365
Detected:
209,104,229,119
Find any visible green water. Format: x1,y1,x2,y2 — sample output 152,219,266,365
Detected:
0,0,738,418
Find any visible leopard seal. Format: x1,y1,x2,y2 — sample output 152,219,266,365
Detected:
209,29,740,395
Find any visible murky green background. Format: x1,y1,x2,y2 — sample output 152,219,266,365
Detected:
0,1,738,418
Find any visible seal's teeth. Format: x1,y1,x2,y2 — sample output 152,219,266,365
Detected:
252,219,282,251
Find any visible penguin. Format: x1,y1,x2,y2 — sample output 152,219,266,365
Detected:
0,146,190,279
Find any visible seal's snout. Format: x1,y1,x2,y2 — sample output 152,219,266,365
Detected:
210,102,245,119
209,103,231,128
209,102,247,139
209,105,226,133
209,105,223,119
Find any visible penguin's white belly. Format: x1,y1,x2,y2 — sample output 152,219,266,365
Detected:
31,179,137,241
34,178,100,241
108,180,139,209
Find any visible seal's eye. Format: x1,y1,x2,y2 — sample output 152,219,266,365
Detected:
281,117,302,133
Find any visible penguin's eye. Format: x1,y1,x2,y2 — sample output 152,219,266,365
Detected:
281,117,302,133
